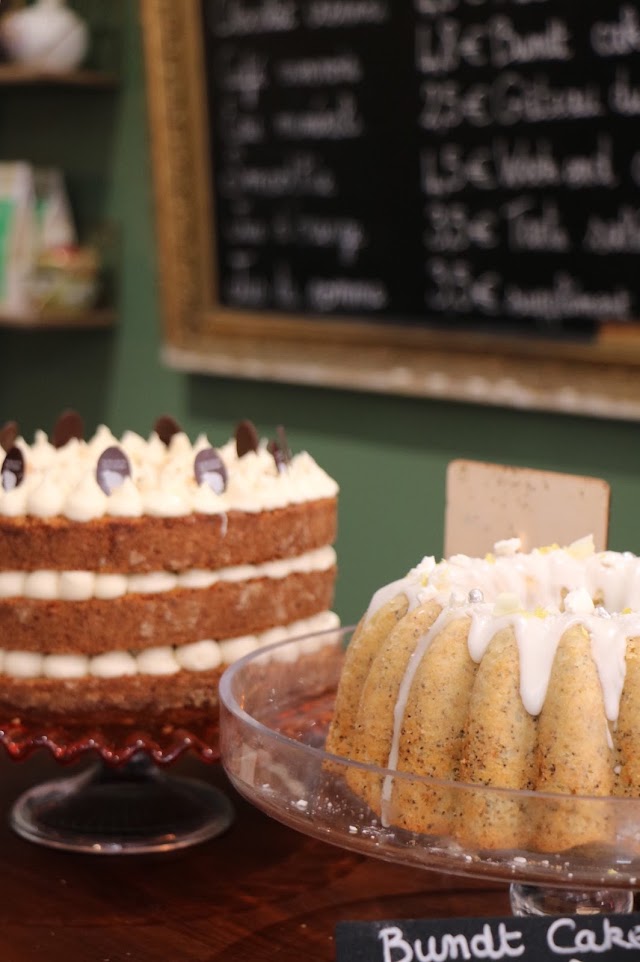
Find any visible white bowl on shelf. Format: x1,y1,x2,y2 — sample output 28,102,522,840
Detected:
0,0,88,73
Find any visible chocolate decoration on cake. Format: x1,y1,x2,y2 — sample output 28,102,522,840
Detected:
154,415,182,446
52,410,84,449
235,419,259,458
1,446,24,492
96,446,131,495
0,420,19,452
267,440,287,474
194,447,228,494
268,426,292,474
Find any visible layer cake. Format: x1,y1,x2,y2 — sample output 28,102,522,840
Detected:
0,416,339,723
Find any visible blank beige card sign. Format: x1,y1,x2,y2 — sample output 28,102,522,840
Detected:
444,460,610,558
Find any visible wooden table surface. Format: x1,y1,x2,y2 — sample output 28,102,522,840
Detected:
0,750,511,961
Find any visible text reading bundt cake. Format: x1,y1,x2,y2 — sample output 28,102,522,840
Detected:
326,537,640,853
0,414,339,722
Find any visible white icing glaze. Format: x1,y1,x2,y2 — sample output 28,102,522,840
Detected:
365,556,437,621
0,610,340,679
376,537,640,824
369,536,640,814
0,546,337,600
1,428,338,520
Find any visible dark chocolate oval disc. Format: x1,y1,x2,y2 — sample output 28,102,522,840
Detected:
96,446,131,495
52,409,84,448
268,425,292,473
267,439,288,474
235,419,259,458
154,415,182,446
1,446,24,492
0,420,19,452
194,447,227,494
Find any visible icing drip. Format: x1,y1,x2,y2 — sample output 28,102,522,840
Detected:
588,615,628,723
381,607,458,824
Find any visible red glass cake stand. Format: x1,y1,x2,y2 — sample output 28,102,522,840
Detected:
0,710,234,854
220,627,640,918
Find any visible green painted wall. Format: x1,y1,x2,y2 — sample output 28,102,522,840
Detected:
2,4,640,623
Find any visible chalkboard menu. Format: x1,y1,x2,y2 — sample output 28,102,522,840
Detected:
201,0,640,338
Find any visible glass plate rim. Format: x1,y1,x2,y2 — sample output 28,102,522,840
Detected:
219,625,640,809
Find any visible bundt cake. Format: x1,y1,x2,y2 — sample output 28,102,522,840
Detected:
0,414,339,723
326,536,640,853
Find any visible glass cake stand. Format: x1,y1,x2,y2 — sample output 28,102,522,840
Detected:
219,627,639,917
0,710,234,854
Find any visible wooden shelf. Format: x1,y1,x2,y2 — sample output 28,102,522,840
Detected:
0,308,116,330
0,65,118,88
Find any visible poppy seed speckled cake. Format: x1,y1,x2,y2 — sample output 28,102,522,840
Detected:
0,414,339,723
326,536,640,853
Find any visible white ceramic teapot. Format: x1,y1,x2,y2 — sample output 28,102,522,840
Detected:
0,0,89,72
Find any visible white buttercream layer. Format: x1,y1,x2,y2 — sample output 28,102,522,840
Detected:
0,611,341,679
0,426,338,520
0,546,337,600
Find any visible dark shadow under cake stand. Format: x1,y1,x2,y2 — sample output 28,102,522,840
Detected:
0,713,234,853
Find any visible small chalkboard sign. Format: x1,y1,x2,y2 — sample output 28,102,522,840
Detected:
336,914,640,962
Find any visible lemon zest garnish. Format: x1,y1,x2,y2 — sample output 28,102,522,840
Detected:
568,534,595,560
537,543,561,555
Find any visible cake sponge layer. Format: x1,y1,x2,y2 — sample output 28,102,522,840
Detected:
0,567,336,654
0,498,337,573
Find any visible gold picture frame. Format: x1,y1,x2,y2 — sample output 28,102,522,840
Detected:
141,0,640,421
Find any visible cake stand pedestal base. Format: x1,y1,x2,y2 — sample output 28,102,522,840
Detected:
9,751,234,853
509,883,634,917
